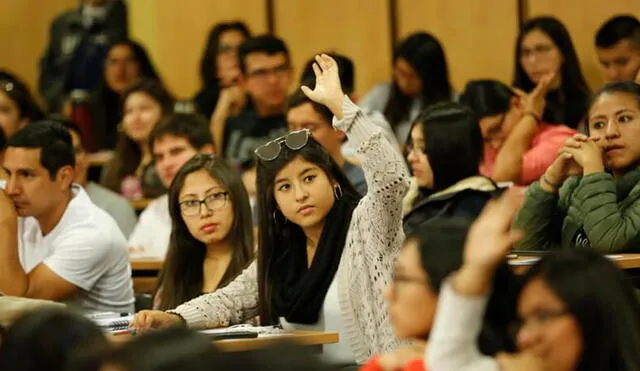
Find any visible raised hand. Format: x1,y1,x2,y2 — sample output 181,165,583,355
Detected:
300,54,345,119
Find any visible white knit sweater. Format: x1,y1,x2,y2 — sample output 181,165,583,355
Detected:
169,97,410,363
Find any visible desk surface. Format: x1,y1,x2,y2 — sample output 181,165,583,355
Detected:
509,253,640,271
87,151,114,166
130,259,164,271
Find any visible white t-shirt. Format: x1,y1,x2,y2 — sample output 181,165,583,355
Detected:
17,185,135,313
128,195,171,259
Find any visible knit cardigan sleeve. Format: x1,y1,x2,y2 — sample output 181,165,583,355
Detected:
168,261,258,329
334,96,410,363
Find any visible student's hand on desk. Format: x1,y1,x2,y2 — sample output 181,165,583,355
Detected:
301,54,345,119
130,310,183,330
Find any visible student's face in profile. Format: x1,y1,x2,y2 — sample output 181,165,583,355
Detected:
2,148,73,217
241,52,293,110
105,45,141,94
154,135,212,188
479,99,523,150
69,130,89,185
273,156,335,230
393,58,422,97
123,92,163,143
406,124,434,188
216,30,247,86
587,92,640,174
287,103,344,162
520,29,563,87
597,40,640,83
0,90,27,138
384,239,436,339
178,169,234,246
516,278,582,371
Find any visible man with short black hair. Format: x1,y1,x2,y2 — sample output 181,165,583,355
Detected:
211,35,293,168
595,15,640,83
128,113,214,258
0,121,134,312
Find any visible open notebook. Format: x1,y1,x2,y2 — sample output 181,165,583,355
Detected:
199,325,284,340
86,312,134,333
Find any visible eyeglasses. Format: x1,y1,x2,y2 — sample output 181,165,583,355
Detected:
245,64,291,80
179,191,229,216
520,44,555,60
218,44,239,55
389,271,427,295
254,129,310,161
514,308,569,333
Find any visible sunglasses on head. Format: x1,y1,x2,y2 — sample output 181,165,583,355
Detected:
254,129,311,161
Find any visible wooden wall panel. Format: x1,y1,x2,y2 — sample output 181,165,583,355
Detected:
0,0,76,99
527,0,640,89
397,0,519,92
273,0,392,96
129,0,268,99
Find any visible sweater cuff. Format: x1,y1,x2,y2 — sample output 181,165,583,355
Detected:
526,180,559,202
332,95,380,142
168,306,209,329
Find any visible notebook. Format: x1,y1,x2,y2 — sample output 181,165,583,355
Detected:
199,324,284,339
86,312,134,333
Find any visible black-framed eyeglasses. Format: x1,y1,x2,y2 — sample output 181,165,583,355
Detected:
254,129,310,161
245,64,291,80
179,191,229,216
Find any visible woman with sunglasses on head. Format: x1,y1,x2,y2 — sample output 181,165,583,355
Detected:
132,54,410,366
152,154,254,310
460,77,576,185
515,81,640,253
427,191,640,371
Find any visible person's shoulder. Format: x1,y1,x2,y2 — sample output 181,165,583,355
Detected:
138,194,169,220
538,123,577,136
51,7,79,28
86,182,131,206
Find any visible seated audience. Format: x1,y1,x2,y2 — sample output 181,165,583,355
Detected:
53,115,137,238
153,154,254,309
128,113,214,258
0,70,44,138
595,15,640,83
132,55,410,366
362,218,517,371
90,39,163,151
193,21,251,119
402,102,499,236
460,78,576,185
513,17,590,129
516,81,640,253
0,308,110,371
0,122,134,312
287,88,368,195
101,78,173,200
427,191,640,371
38,0,128,113
299,53,400,156
211,35,293,167
360,32,453,143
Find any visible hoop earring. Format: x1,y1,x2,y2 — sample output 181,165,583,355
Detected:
334,184,343,200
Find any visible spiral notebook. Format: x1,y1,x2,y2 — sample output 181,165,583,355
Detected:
87,312,134,333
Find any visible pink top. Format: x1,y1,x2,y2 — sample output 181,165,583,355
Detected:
480,123,577,185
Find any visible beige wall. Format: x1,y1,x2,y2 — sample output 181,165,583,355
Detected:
1,0,639,102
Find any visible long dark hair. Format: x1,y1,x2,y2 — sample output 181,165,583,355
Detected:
256,138,361,323
101,78,174,194
409,218,518,353
155,154,254,310
460,79,516,119
0,70,44,125
521,249,640,370
513,17,590,128
199,21,251,89
385,32,452,132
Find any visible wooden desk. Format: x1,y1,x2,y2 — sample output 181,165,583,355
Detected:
130,198,152,211
509,253,640,273
130,259,163,294
87,151,114,167
131,259,164,271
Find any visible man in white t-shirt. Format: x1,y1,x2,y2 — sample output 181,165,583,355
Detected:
0,122,134,313
128,113,214,258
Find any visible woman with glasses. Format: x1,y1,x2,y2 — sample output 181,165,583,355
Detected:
514,17,590,130
132,54,409,365
459,78,576,185
152,154,254,310
0,70,44,139
361,218,517,371
427,191,640,371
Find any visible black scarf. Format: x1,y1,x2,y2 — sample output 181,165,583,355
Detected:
271,197,357,324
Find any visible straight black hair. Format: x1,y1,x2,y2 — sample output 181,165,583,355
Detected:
410,102,483,192
155,154,254,310
238,35,290,74
522,248,640,370
6,121,75,180
199,21,251,89
513,16,591,129
255,137,361,323
149,113,213,154
459,80,516,119
385,32,452,131
595,15,640,49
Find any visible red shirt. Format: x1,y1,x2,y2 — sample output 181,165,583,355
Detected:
360,356,425,371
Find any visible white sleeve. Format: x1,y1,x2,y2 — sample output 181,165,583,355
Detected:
427,279,500,371
127,206,154,250
43,227,113,291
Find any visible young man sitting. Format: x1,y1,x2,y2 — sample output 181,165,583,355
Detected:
0,121,134,313
128,113,214,258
